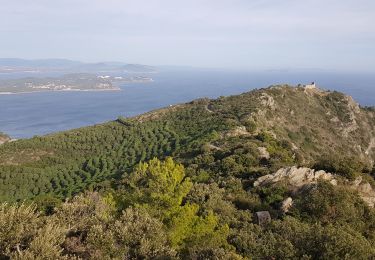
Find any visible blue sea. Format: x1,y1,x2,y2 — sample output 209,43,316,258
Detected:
1,69,374,139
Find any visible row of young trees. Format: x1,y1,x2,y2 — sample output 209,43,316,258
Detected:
0,119,184,202
0,100,244,203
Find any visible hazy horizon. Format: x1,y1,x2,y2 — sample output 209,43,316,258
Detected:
1,0,374,72
0,57,374,75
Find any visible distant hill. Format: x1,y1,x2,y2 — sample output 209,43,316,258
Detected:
122,64,157,73
0,58,82,68
0,58,157,74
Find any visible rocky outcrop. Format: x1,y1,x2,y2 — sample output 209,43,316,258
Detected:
254,166,375,207
366,137,375,156
259,93,276,110
253,166,337,190
224,126,250,138
0,133,10,145
351,176,375,207
341,96,360,137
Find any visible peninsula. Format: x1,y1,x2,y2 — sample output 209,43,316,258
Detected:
0,73,153,94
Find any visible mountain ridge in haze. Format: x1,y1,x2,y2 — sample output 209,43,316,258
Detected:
0,58,157,73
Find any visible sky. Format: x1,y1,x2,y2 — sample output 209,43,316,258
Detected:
0,0,374,71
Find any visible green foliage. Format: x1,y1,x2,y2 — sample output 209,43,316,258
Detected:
255,131,296,170
85,207,176,259
55,192,116,232
120,157,192,219
32,194,62,215
231,215,375,259
168,204,230,250
119,158,231,255
0,203,41,255
314,155,366,180
17,223,67,260
242,119,257,133
267,217,375,259
291,181,373,230
116,116,134,126
1,163,375,259
192,169,211,183
256,184,288,207
0,100,226,202
0,203,68,259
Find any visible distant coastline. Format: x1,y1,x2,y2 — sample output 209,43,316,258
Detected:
0,88,122,95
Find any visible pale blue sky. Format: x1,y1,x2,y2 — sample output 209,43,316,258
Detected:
0,0,374,71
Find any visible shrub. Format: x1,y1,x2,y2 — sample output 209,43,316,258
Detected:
313,155,366,180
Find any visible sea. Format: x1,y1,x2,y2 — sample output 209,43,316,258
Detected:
1,68,374,139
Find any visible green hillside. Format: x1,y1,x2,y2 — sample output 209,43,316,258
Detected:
0,85,374,202
1,85,375,259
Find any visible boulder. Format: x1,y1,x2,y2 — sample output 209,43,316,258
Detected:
257,147,270,159
253,166,337,189
254,211,271,226
281,197,293,213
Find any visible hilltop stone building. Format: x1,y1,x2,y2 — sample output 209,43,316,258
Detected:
304,82,316,89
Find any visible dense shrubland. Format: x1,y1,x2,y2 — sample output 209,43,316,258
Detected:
1,158,375,259
1,85,375,258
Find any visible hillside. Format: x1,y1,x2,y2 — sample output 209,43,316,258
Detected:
1,85,375,259
0,85,374,202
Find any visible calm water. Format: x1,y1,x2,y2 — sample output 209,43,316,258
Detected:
1,69,374,139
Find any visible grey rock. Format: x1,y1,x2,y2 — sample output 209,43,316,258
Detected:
253,166,337,189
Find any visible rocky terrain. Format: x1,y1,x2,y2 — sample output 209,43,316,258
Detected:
254,166,338,189
0,132,10,145
243,85,375,164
